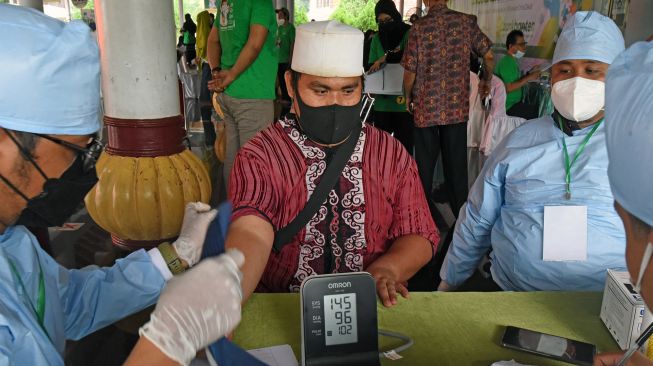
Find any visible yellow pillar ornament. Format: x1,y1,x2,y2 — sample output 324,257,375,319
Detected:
84,115,211,250
85,150,211,250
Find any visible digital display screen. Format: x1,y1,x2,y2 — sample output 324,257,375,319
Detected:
323,293,358,346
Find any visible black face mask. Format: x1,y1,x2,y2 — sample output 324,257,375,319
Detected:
294,86,362,146
14,155,98,227
0,130,102,228
379,20,399,34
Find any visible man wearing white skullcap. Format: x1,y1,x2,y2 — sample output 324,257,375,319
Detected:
0,5,245,366
440,12,628,292
226,20,439,308
594,41,653,366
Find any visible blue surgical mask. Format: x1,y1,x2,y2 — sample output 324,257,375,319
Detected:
514,50,525,59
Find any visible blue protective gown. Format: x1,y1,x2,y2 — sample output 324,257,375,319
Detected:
440,116,626,291
0,225,165,365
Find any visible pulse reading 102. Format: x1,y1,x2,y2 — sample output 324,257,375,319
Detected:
330,295,353,335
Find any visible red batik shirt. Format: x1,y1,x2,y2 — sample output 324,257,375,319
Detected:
401,4,492,127
229,116,439,292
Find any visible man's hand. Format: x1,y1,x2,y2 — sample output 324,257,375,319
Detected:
208,69,223,92
437,280,454,292
593,351,653,365
405,96,413,114
368,265,409,307
525,69,542,82
215,69,237,91
172,202,218,267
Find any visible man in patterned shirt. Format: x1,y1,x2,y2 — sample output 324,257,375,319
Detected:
225,21,439,308
402,0,494,219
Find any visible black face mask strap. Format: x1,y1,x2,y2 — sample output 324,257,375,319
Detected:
0,173,30,202
4,129,48,181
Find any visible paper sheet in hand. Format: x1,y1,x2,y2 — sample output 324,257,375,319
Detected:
364,64,404,95
543,206,587,261
248,345,298,366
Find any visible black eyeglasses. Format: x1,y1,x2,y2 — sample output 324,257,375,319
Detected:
4,128,104,177
378,18,394,25
34,134,104,173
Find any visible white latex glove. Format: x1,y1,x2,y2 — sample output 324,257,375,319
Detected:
140,250,245,366
173,202,218,267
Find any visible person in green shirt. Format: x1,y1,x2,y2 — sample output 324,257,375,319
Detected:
181,13,197,65
207,0,278,182
494,30,541,119
275,7,295,116
367,0,413,152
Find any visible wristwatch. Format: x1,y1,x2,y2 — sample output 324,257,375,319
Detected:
157,242,188,275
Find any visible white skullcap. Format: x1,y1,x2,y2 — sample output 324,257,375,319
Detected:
606,41,653,226
0,4,101,135
552,11,625,65
291,20,364,77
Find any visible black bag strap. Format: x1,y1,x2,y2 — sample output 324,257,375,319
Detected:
273,122,363,252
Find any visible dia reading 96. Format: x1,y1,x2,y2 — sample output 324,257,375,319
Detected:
323,293,358,346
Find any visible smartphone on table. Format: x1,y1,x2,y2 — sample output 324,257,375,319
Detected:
501,326,596,366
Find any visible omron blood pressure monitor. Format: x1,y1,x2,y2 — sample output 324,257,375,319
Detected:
300,273,380,366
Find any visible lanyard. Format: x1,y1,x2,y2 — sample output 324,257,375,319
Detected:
557,118,603,200
7,257,48,338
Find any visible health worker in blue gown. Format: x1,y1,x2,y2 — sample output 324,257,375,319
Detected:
593,41,653,366
0,5,244,366
439,12,627,292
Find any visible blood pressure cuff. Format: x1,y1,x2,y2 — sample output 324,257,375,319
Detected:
201,201,232,259
202,202,266,366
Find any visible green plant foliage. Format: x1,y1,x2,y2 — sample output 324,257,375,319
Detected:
329,0,377,32
295,2,309,26
68,0,94,21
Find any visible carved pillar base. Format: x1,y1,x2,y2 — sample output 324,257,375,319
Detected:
85,116,211,250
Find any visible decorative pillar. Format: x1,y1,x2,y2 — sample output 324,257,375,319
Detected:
18,0,43,12
87,0,211,251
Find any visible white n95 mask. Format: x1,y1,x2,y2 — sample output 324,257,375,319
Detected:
634,242,653,294
551,77,605,122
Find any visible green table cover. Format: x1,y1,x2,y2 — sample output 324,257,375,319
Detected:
232,292,619,366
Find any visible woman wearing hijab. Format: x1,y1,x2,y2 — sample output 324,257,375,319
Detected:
368,0,413,152
182,13,197,65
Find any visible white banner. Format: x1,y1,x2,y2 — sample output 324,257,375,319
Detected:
449,0,594,59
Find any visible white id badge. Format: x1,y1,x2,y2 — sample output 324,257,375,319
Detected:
543,206,588,261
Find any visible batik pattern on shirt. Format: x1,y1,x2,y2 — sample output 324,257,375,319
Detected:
279,118,367,291
401,4,492,127
229,116,440,292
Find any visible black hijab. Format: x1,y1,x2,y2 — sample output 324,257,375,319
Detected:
374,0,411,56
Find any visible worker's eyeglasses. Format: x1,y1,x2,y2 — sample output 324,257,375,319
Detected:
516,42,528,47
378,18,394,25
33,134,104,174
